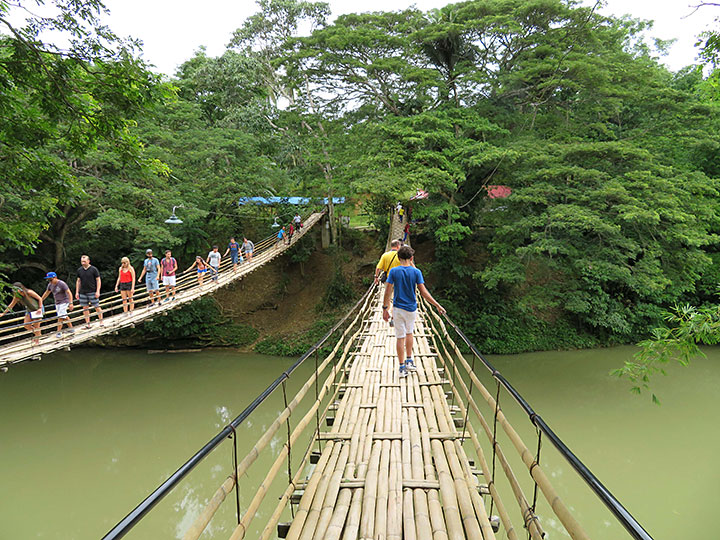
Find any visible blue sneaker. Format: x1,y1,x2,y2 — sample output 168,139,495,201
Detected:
399,364,408,378
406,358,416,371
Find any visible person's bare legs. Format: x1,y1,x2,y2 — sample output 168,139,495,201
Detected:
25,315,40,345
396,337,405,368
405,333,413,360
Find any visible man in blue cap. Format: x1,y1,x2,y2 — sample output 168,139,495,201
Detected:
39,271,75,338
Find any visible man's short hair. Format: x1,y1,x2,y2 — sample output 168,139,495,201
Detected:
390,239,401,248
398,246,414,260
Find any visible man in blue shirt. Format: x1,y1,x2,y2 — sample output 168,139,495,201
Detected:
224,237,242,272
382,246,445,377
138,249,161,307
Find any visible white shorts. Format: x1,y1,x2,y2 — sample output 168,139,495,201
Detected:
163,276,176,286
56,302,69,318
394,307,417,339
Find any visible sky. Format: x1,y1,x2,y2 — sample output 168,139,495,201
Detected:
69,1,720,76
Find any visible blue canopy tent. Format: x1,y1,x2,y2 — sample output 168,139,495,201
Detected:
238,196,345,205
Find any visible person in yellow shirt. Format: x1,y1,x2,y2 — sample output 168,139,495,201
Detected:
374,240,402,284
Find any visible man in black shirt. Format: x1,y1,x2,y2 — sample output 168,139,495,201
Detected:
75,254,104,329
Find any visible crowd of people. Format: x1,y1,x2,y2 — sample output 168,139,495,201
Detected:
0,209,438,370
1,212,308,346
1,236,258,345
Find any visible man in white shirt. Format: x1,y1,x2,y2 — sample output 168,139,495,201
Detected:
207,245,222,281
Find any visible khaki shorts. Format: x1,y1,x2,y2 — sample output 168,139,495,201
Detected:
394,307,417,339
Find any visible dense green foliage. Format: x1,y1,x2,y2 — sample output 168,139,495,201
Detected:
3,0,720,358
144,296,259,347
255,317,335,356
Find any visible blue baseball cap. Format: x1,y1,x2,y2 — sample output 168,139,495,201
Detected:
44,271,57,279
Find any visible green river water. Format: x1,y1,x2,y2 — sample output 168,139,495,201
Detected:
0,346,717,539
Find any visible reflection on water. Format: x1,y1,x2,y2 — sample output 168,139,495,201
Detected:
0,345,717,539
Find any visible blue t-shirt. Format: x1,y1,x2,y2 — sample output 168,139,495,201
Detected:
386,265,424,312
277,230,285,239
228,242,239,254
144,257,160,276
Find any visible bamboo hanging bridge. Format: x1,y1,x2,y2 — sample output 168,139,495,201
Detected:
0,211,324,367
99,213,654,540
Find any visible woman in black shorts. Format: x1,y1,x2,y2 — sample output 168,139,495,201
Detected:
114,257,136,314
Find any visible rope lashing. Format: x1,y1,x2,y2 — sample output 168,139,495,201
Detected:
460,343,476,444
227,423,241,525
281,379,294,519
314,349,322,452
489,378,502,517
529,429,543,520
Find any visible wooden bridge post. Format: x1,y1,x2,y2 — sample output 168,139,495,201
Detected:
321,214,332,249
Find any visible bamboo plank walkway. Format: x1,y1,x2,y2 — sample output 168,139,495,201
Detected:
280,293,495,540
0,212,324,367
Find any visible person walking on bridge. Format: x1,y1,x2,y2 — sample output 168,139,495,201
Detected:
382,246,445,378
276,226,286,248
293,213,302,230
374,239,402,285
1,282,44,345
114,257,136,314
138,249,161,307
287,223,294,244
76,255,104,328
185,256,210,287
40,272,74,337
242,237,254,262
161,250,178,303
224,237,242,272
207,246,222,282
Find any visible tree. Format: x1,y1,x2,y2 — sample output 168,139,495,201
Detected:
0,0,169,261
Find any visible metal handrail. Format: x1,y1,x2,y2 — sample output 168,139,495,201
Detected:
440,314,654,540
101,279,376,540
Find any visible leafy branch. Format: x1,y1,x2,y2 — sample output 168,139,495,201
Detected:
613,304,720,403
